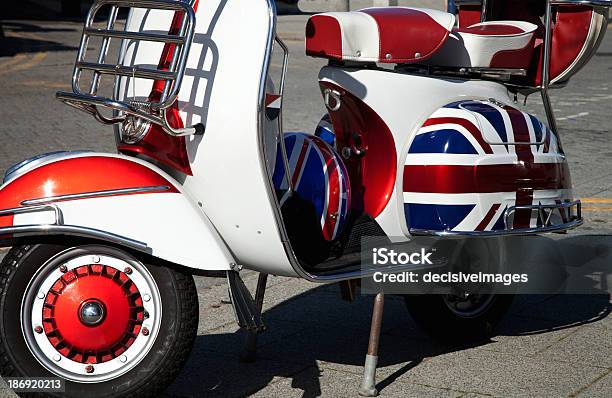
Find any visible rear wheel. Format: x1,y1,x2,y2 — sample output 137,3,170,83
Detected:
404,293,513,343
0,244,198,397
404,238,514,343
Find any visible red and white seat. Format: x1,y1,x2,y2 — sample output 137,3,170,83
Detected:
306,7,456,63
305,7,538,70
426,21,539,69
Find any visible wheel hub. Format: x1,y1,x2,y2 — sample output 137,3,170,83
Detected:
43,265,142,362
22,251,162,383
79,299,106,326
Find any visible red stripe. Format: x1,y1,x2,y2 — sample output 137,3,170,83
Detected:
305,15,343,60
403,163,571,194
457,24,526,36
360,8,450,63
312,137,340,240
0,157,177,228
423,117,493,154
514,189,534,228
475,203,501,231
292,140,310,187
504,106,534,163
265,94,281,107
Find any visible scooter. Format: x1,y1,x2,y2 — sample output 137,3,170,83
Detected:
0,0,608,396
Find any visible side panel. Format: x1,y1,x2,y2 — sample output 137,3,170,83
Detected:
0,153,234,271
318,67,571,238
404,100,572,233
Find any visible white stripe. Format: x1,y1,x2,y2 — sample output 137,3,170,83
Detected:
403,192,515,205
322,12,380,61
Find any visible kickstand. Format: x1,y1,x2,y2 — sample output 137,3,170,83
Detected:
240,273,268,362
359,293,385,397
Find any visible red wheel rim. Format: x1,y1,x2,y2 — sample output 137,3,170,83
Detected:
42,264,145,364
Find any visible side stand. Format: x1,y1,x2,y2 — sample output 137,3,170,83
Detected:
359,292,385,397
240,273,268,362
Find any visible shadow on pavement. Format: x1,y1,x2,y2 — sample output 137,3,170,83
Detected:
0,22,78,56
166,231,612,397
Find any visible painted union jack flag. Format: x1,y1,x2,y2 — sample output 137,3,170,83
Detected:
273,133,351,241
404,100,572,233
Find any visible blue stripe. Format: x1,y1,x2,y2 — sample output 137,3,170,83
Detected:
406,203,476,231
272,134,298,189
443,101,465,109
529,114,543,143
459,101,508,143
409,129,478,154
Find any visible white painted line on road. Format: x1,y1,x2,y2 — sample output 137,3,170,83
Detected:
583,206,612,212
582,198,612,204
557,112,589,121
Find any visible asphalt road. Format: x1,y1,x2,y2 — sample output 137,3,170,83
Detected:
0,4,611,398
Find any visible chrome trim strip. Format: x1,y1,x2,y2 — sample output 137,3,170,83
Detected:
0,204,64,225
274,36,294,194
0,225,149,252
0,199,149,252
410,220,583,237
20,186,170,206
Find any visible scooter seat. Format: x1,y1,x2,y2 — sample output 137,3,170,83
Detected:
306,7,456,63
426,21,539,70
305,8,538,70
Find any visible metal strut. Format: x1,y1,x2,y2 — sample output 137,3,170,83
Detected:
359,293,385,397
241,273,269,362
227,271,266,333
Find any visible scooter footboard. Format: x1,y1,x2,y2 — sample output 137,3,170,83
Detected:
0,152,234,271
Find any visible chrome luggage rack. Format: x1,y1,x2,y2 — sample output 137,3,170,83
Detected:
56,0,202,137
411,200,582,237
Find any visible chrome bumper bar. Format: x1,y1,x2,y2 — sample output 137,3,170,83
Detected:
0,204,148,252
411,200,582,237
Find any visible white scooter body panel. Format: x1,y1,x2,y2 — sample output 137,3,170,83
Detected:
118,0,298,276
0,152,234,271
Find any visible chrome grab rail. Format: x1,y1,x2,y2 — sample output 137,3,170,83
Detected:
410,200,582,237
56,0,203,137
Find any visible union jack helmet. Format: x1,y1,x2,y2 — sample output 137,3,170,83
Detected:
273,133,351,241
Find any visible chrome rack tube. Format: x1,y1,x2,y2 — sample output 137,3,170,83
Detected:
275,36,294,195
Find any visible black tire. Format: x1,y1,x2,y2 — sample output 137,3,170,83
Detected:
404,238,513,343
404,294,514,343
0,244,198,398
